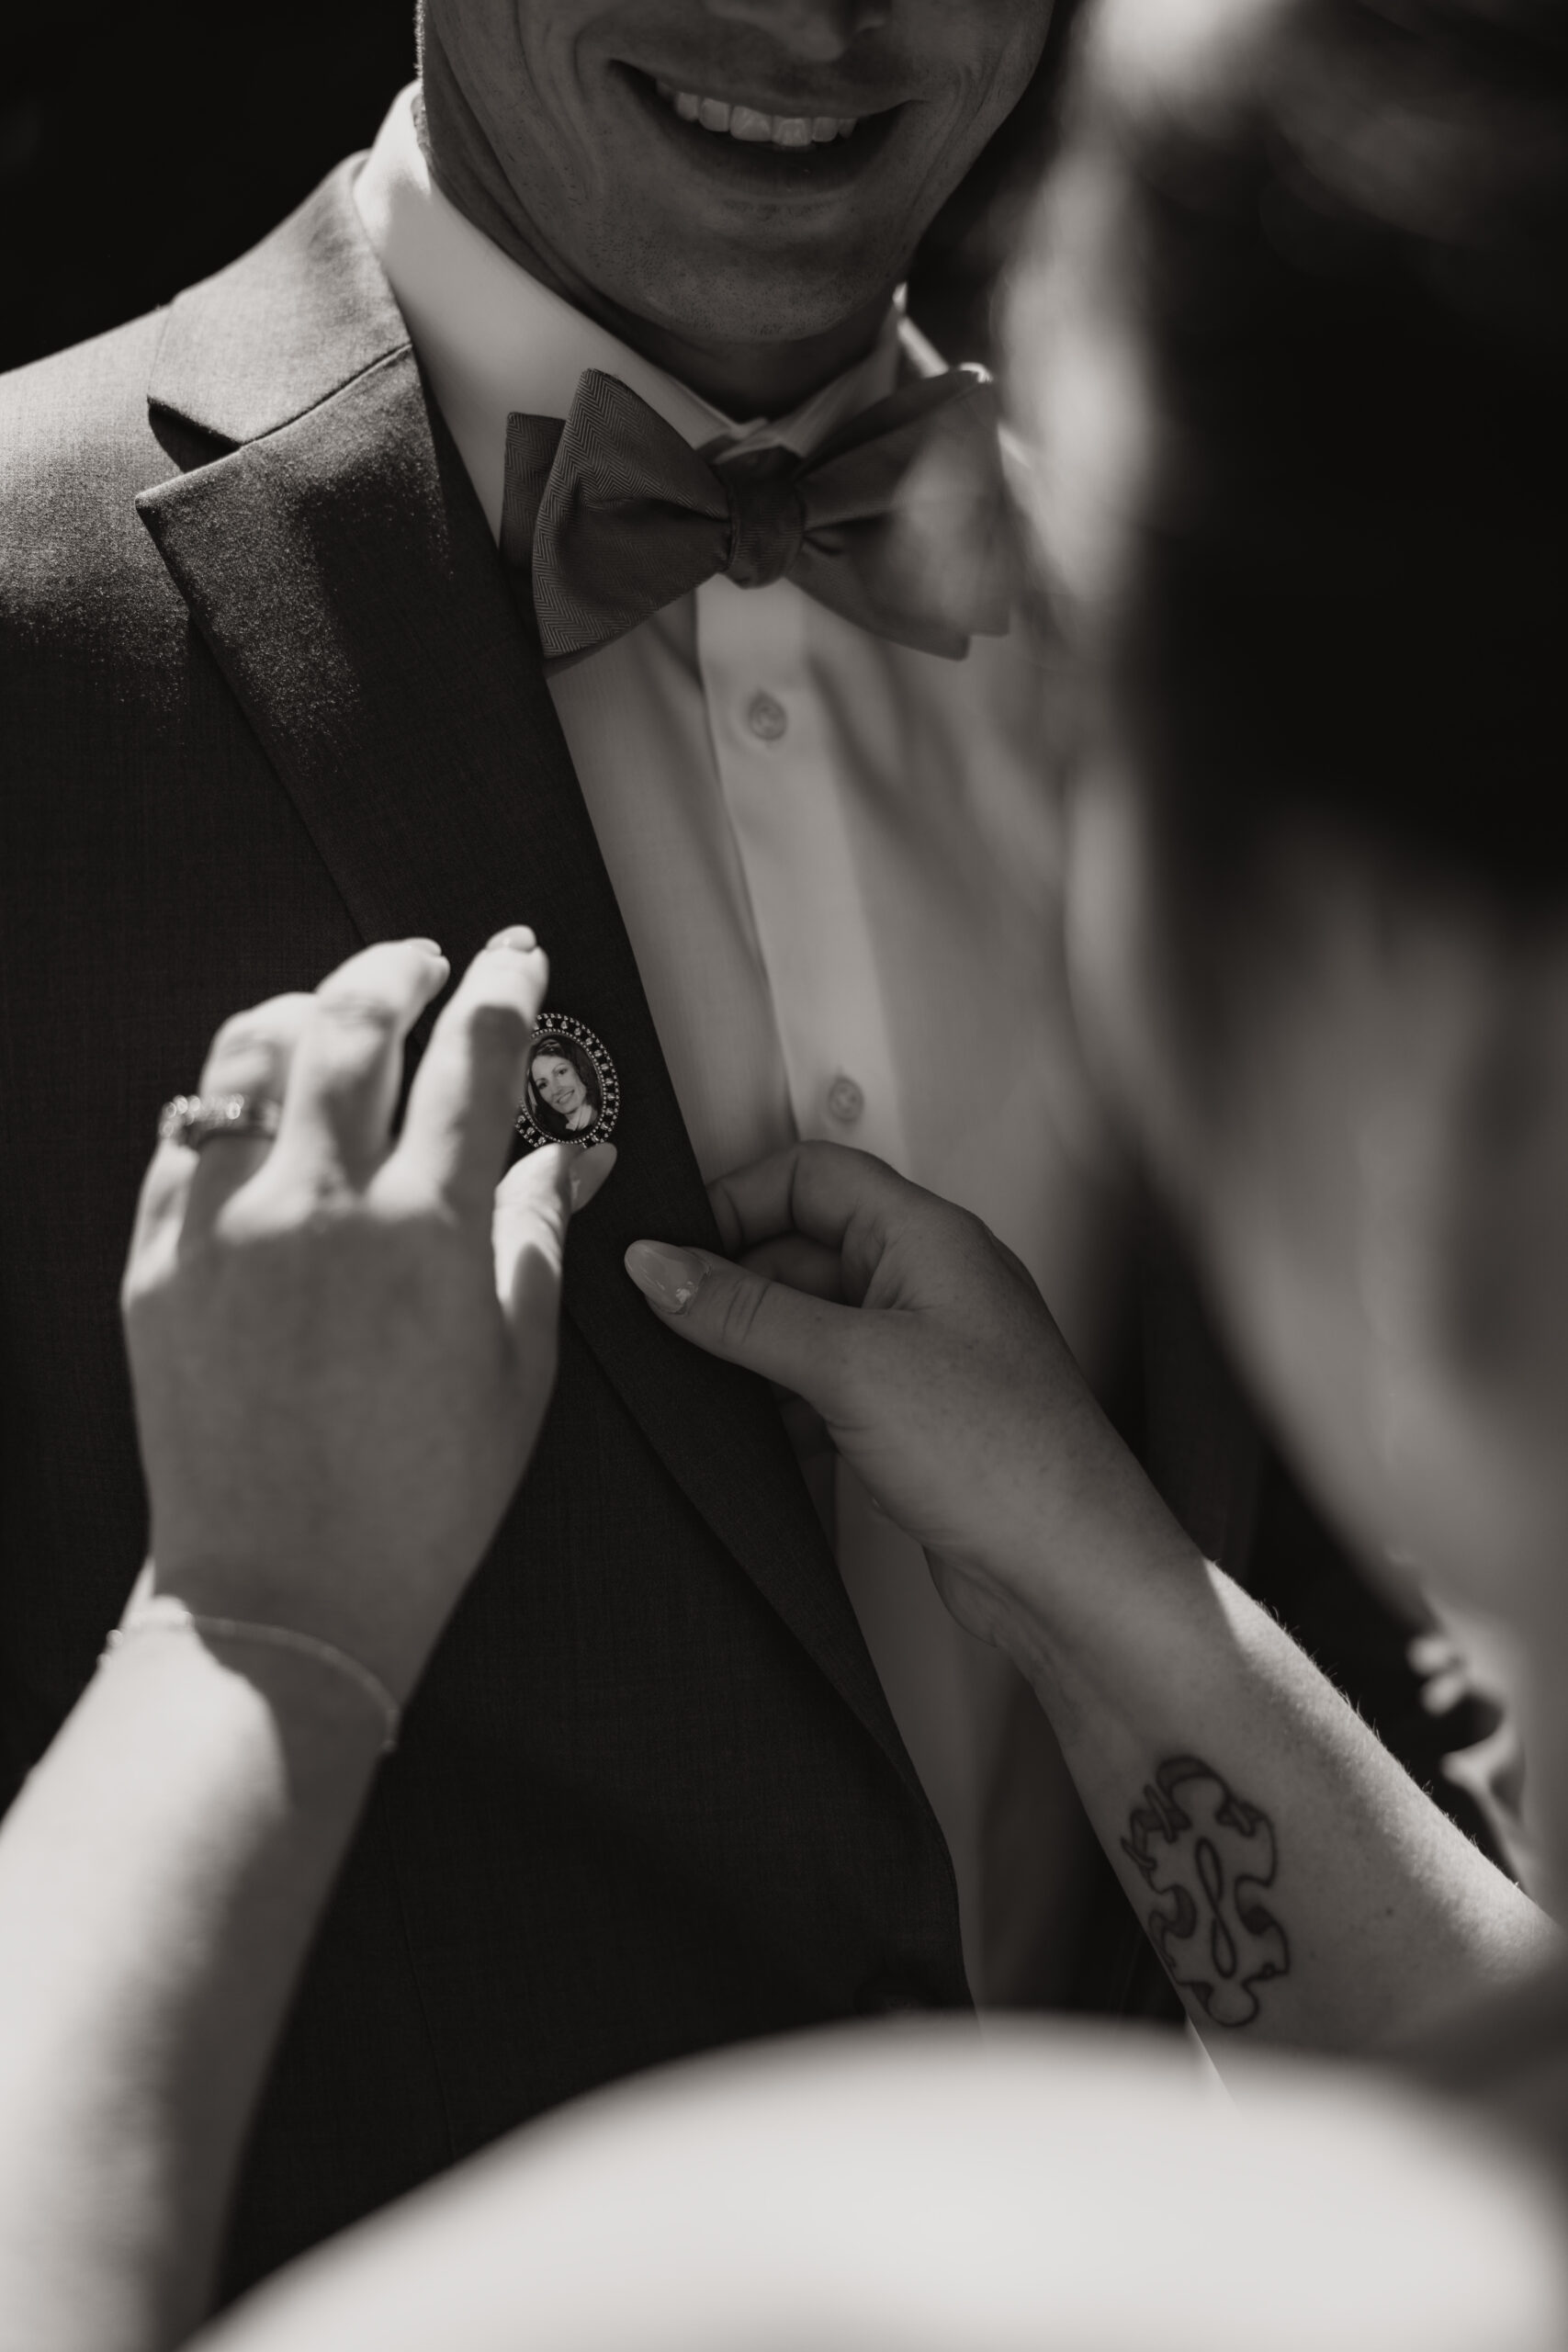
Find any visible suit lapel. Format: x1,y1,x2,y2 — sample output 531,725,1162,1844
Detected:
136,168,919,1796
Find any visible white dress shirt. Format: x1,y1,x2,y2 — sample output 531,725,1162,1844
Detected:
355,85,1130,2007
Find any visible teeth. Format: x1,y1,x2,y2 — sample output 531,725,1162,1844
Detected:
654,80,859,147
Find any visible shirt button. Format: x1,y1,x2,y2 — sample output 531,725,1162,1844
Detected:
826,1074,864,1125
747,692,787,741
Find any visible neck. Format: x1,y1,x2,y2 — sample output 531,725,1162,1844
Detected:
414,51,890,421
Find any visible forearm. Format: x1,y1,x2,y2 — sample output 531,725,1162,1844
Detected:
0,1625,384,2352
973,1467,1556,2058
633,1143,1561,2049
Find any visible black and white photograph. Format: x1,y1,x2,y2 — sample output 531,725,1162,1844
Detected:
519,1023,614,1143
4,1,1568,2346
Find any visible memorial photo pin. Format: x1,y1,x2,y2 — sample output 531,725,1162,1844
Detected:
515,1014,620,1150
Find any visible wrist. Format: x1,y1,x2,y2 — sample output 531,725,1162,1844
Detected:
936,1462,1213,1707
133,1541,441,1711
103,1591,397,1772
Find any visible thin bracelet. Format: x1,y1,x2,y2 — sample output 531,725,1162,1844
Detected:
103,1595,400,1753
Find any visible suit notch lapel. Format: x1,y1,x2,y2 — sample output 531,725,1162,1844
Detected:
147,159,412,447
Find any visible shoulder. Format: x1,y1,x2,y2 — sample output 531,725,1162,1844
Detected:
0,306,175,503
0,310,182,651
201,2022,1568,2352
0,159,401,655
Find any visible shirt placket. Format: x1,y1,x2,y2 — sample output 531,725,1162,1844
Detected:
694,573,912,1173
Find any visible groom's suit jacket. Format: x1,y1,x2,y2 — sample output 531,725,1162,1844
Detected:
0,166,1499,2293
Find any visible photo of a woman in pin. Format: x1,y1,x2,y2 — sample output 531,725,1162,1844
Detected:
525,1034,602,1140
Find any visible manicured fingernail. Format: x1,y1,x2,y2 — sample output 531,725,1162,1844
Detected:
625,1240,705,1314
488,924,537,953
409,938,444,956
569,1143,616,1211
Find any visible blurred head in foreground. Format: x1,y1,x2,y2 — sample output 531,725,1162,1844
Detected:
1008,0,1568,1765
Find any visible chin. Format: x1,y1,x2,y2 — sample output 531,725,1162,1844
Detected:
604,230,906,350
555,57,936,340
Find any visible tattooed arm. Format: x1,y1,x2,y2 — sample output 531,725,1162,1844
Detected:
1120,1758,1290,2029
628,1143,1556,2054
955,1452,1545,2052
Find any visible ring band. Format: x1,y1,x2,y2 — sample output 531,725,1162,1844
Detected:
157,1092,281,1151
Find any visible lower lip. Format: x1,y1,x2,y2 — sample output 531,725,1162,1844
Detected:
614,65,902,198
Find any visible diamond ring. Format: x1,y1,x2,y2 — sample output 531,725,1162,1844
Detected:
157,1093,282,1151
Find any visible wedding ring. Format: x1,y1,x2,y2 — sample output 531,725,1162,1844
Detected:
157,1092,282,1151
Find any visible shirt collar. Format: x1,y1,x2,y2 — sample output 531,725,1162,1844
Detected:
354,84,907,541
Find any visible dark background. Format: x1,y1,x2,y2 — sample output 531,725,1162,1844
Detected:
1,1,1083,379
3,1,419,375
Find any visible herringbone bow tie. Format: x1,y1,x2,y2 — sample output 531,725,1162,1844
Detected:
500,364,1014,668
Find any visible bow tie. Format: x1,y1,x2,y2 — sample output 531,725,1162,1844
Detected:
501,364,1014,669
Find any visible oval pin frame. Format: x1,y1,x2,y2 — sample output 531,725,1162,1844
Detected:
515,1013,620,1151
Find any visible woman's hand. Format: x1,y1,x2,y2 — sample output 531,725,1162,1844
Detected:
0,928,614,2352
624,1142,1173,1668
123,928,615,1703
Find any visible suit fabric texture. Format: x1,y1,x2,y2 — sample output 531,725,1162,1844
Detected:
0,164,1494,2293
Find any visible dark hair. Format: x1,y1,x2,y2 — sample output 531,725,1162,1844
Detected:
529,1035,596,1093
1011,0,1568,910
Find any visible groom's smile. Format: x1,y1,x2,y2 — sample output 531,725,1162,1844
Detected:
621,62,902,192
420,0,1054,392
